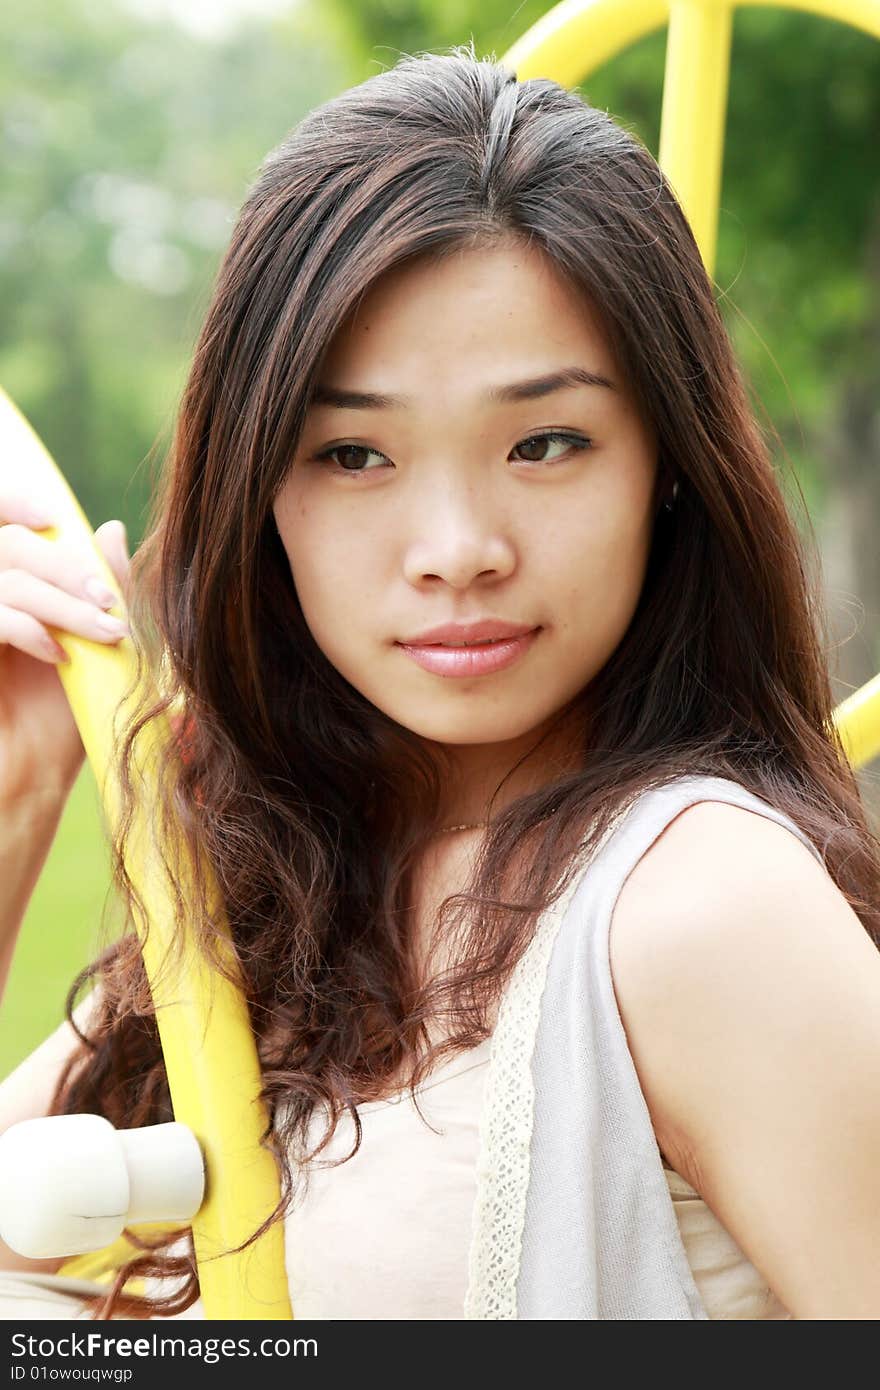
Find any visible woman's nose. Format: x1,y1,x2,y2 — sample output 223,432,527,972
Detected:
401,479,517,589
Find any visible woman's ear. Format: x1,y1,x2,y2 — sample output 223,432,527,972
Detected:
653,462,679,518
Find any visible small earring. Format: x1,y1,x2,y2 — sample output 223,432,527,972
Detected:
664,479,680,512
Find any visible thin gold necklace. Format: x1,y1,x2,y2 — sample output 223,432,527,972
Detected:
435,821,489,834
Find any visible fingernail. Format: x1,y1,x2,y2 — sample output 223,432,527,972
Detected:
44,634,69,663
26,509,54,528
84,577,118,609
96,613,129,635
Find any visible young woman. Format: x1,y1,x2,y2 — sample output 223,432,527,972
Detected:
1,43,879,1322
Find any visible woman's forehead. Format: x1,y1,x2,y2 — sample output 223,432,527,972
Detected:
309,244,623,412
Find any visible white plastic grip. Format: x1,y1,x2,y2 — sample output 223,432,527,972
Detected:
0,1114,205,1258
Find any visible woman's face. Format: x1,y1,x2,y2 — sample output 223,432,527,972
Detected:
273,237,659,767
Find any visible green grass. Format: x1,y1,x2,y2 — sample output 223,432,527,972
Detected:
0,766,118,1079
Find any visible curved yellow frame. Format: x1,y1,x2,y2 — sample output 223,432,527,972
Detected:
0,390,292,1319
3,0,878,1321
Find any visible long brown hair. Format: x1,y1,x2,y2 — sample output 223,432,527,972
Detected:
51,40,880,1318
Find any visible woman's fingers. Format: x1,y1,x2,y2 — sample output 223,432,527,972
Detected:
0,507,132,668
0,567,129,644
0,524,130,665
93,520,131,598
0,493,55,531
0,519,127,608
0,602,71,665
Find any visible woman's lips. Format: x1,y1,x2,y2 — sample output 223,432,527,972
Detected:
394,628,540,677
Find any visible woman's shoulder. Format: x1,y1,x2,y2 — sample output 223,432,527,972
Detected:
608,777,843,995
604,781,880,1318
604,779,861,1165
628,774,824,873
561,774,830,943
604,779,827,1186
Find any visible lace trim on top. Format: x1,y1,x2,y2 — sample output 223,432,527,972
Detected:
463,814,623,1319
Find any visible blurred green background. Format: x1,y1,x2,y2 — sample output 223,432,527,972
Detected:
2,0,880,1077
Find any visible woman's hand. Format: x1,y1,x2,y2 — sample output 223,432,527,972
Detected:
0,496,131,805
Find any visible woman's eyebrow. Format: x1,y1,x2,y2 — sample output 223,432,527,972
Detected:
309,366,618,411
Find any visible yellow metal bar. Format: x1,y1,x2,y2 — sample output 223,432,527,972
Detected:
736,0,880,40
501,0,669,85
0,388,292,1319
832,673,880,769
500,0,880,78
57,1224,180,1288
658,0,734,274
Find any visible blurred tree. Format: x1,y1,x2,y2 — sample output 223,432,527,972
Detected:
0,0,359,538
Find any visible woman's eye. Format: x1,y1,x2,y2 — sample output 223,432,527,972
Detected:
312,430,592,478
511,431,593,464
314,443,387,475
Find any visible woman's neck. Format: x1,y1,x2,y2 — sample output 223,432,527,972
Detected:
430,719,582,830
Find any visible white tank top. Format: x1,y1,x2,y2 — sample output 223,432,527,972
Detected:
282,1041,494,1319
276,1040,789,1320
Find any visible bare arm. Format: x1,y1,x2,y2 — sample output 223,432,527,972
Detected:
0,780,76,1008
610,799,880,1320
0,715,102,1279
